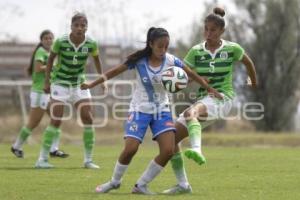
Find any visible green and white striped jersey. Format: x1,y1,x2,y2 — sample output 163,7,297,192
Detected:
184,39,244,99
50,34,99,86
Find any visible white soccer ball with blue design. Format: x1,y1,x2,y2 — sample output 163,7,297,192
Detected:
161,66,188,93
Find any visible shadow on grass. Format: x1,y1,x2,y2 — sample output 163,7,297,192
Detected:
74,191,197,196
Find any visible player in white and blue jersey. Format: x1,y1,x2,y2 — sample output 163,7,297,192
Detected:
81,27,221,194
125,52,183,141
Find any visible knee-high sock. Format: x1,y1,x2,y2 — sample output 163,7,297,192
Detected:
38,125,57,161
111,161,129,185
170,152,189,188
50,128,61,152
136,160,163,186
187,119,202,152
13,126,32,150
83,127,95,163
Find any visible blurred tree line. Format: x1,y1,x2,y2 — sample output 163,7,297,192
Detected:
176,0,300,132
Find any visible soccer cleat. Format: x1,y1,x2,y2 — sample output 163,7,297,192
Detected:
50,150,69,158
35,160,54,169
84,161,100,169
132,184,156,195
11,147,24,158
95,181,120,193
162,184,192,194
184,149,206,165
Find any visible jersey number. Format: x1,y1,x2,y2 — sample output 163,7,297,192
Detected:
209,61,215,73
73,55,78,65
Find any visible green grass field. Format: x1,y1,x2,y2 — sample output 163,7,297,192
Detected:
1,144,300,200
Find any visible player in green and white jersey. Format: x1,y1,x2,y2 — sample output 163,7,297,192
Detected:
11,30,68,159
35,13,106,169
162,7,257,194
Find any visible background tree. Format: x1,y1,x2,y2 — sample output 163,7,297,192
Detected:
231,0,300,131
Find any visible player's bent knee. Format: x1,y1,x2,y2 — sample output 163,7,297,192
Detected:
183,109,194,120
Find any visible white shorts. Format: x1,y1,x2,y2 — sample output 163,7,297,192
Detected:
176,95,234,128
50,84,91,104
30,91,50,110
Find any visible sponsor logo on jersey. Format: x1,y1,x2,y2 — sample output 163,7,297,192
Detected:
165,121,174,127
127,113,134,122
220,51,228,60
82,47,89,54
195,55,207,65
142,77,148,83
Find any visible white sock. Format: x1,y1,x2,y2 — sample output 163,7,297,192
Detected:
170,153,189,188
38,149,49,161
136,160,163,186
13,137,24,150
111,161,128,185
50,138,59,152
13,127,32,150
84,153,92,163
50,129,61,152
176,170,189,188
189,136,202,154
187,120,202,153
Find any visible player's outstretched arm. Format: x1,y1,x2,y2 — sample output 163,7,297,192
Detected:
93,55,108,91
81,64,128,90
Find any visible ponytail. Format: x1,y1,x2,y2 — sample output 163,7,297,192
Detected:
27,29,53,76
27,43,43,76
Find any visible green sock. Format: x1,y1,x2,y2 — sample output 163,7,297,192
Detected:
187,119,202,150
13,126,32,149
83,127,95,163
170,152,189,187
38,125,57,161
20,126,32,141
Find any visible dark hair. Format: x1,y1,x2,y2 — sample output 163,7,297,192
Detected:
27,30,53,76
205,7,226,28
71,12,88,25
125,27,169,66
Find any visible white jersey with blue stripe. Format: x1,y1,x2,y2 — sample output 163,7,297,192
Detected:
128,53,184,114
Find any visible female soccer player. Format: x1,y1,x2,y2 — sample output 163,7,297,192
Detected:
35,13,106,169
162,7,257,194
81,27,222,194
11,30,69,158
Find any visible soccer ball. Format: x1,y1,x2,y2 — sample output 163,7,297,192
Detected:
161,66,188,93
